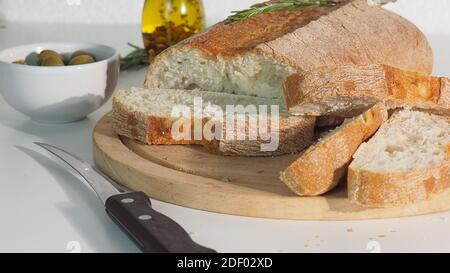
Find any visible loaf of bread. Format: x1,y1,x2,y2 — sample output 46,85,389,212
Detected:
112,87,316,157
114,0,448,208
348,110,450,207
145,0,432,101
284,64,450,117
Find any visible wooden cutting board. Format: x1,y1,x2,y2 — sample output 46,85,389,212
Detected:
93,113,450,220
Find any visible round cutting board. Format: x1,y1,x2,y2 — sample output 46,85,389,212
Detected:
93,113,450,220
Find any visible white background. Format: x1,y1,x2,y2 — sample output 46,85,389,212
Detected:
0,0,449,34
0,0,258,26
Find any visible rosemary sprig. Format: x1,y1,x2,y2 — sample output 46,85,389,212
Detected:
227,0,340,23
120,43,150,71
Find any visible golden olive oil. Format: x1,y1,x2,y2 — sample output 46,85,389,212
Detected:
142,0,205,58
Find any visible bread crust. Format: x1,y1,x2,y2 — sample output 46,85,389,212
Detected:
284,64,450,116
186,1,346,57
112,91,316,157
146,0,433,87
348,162,450,208
280,103,388,196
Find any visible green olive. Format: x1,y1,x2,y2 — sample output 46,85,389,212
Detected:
40,55,65,66
12,60,26,65
38,50,64,65
71,50,96,61
25,52,39,66
68,55,95,65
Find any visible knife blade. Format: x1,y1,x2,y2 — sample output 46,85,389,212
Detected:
34,142,216,253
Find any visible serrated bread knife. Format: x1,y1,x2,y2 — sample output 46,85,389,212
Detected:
34,142,216,253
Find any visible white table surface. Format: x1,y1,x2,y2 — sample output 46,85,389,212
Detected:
1,21,450,253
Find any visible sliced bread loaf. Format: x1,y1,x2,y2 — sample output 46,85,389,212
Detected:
284,64,449,117
145,0,432,100
348,110,450,207
112,87,316,157
280,103,388,196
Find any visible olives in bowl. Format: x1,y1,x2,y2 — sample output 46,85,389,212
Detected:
0,42,120,123
15,48,97,67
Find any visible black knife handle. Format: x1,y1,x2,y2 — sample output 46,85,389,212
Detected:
105,192,217,253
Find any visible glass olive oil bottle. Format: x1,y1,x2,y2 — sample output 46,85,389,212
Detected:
142,0,205,58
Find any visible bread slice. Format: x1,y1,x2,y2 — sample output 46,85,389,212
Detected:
280,103,388,196
112,87,316,157
348,110,450,208
145,0,432,101
284,64,449,117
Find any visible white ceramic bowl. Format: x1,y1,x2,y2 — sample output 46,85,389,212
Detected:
0,42,119,123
